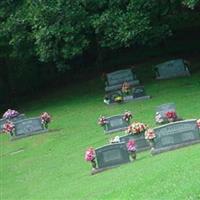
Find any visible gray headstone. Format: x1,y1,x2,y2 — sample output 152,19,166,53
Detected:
151,119,200,155
155,59,190,79
132,86,146,98
104,115,129,133
156,103,176,118
105,69,140,92
12,117,47,138
119,133,150,152
95,142,130,169
0,114,26,132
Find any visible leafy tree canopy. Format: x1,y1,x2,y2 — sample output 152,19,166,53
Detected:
0,0,199,69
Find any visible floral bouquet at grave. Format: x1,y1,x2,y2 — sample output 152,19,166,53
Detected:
197,119,200,129
126,122,147,135
85,147,96,169
126,140,136,160
2,109,19,119
40,112,51,129
3,121,15,135
145,128,156,148
123,111,133,123
121,81,131,95
165,111,177,122
155,112,164,124
98,116,108,127
114,95,123,103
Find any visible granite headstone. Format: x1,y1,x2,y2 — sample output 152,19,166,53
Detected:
119,133,150,152
156,103,176,118
105,69,140,92
11,117,47,138
95,142,130,169
104,115,129,133
154,59,190,79
151,119,200,155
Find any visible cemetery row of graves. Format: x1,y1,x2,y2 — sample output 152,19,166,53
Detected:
103,58,190,104
84,58,199,174
1,58,199,176
85,109,200,174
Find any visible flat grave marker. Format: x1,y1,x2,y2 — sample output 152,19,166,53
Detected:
151,119,200,155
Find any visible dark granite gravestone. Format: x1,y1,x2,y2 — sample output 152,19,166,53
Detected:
104,115,129,133
123,86,151,102
11,117,47,139
104,86,151,104
151,119,200,155
154,59,190,79
105,69,140,92
155,103,182,124
0,114,26,132
156,103,176,118
119,133,150,152
95,142,130,169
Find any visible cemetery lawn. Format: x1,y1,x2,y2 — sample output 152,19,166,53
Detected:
1,58,200,200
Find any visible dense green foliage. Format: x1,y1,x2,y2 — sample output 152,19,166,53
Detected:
1,0,200,67
1,57,200,200
0,0,200,107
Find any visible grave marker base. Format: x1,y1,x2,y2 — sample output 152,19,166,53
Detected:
11,129,48,140
91,161,134,175
151,140,200,155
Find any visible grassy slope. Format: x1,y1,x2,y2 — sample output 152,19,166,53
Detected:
1,58,200,200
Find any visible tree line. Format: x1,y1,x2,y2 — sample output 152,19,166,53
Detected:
0,0,199,108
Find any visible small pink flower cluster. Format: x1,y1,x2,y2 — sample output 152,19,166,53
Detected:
145,128,156,140
3,121,15,134
85,147,95,161
123,111,132,122
98,116,108,126
197,119,200,128
3,109,19,119
165,111,177,122
126,140,136,152
126,122,147,135
40,112,51,127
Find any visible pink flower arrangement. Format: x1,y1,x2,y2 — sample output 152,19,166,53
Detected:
145,128,156,140
123,111,132,122
3,109,19,119
197,119,200,129
165,111,177,122
98,116,108,126
126,140,136,152
40,112,51,128
85,147,95,161
126,122,147,135
3,121,15,134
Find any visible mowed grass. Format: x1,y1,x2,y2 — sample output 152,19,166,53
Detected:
1,58,200,200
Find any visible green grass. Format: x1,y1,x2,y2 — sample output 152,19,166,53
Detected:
1,58,200,200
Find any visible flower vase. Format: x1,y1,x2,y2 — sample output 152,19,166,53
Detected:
91,159,96,169
130,151,136,160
